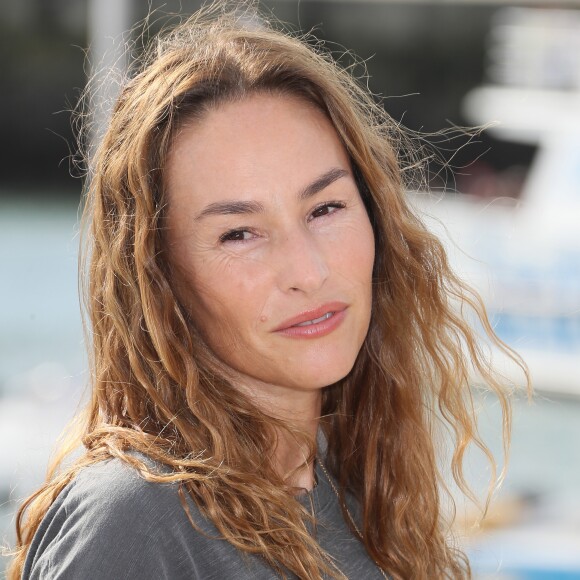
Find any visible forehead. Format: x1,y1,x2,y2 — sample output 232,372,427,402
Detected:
165,93,352,210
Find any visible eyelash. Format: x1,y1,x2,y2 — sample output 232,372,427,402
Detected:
219,228,256,243
219,201,346,244
308,201,345,221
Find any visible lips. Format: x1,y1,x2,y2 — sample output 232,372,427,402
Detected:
294,312,333,327
273,302,348,332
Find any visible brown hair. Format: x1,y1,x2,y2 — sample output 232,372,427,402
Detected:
9,3,528,579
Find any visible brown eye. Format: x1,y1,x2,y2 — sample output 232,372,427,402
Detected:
309,202,345,220
219,229,254,243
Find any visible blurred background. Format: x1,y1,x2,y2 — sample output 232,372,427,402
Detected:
1,0,579,577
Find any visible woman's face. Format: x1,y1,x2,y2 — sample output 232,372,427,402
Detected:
165,93,375,403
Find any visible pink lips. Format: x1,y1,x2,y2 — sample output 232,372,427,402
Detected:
273,302,348,338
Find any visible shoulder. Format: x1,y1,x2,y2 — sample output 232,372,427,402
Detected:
60,454,181,516
23,456,206,580
44,455,187,538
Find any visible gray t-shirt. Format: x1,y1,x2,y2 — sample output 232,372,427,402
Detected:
23,456,387,579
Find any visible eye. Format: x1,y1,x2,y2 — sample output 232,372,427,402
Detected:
309,202,346,221
219,228,256,243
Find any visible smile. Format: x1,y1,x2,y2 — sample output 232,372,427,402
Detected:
293,312,334,327
273,302,348,338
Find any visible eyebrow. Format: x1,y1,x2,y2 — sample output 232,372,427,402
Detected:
195,167,350,220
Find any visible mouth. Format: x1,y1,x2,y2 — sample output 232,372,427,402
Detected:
293,312,334,327
273,302,348,337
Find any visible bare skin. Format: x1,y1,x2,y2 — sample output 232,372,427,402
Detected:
165,93,375,489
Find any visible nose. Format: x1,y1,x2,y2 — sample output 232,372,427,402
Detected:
275,229,330,294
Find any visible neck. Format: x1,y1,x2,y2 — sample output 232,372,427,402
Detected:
231,373,323,490
273,401,321,491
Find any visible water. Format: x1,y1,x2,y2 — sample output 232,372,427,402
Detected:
0,197,86,575
1,198,579,577
0,197,85,388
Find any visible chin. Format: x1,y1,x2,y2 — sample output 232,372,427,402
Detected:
289,358,358,390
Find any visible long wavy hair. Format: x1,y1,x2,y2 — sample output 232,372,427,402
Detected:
9,3,528,579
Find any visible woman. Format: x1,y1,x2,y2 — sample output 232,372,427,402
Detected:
9,3,527,579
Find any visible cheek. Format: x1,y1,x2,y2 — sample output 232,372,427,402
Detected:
191,258,271,341
335,219,375,286
360,223,376,272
